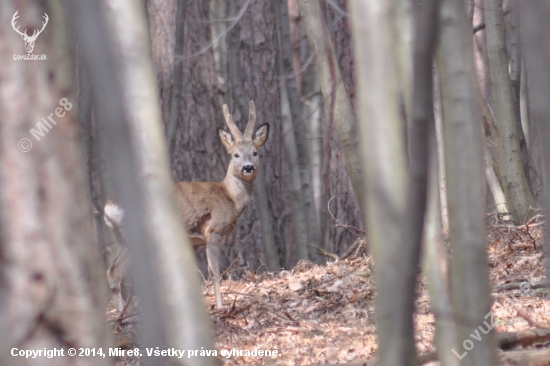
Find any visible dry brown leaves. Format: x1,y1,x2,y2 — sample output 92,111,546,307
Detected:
487,218,550,337
108,218,549,365
204,257,377,365
205,218,549,365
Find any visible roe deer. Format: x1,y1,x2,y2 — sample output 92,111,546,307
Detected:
105,101,269,309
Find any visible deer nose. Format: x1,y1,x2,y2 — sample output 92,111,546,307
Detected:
242,165,254,174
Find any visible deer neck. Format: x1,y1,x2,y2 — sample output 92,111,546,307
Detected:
222,168,255,214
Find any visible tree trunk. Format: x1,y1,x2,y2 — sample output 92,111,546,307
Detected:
400,0,440,359
167,0,187,160
436,0,498,363
78,53,94,194
433,69,450,232
484,0,535,223
226,3,280,270
485,144,510,220
146,0,176,127
227,0,288,270
422,127,460,366
396,0,414,125
505,3,530,185
479,87,511,219
147,0,224,184
324,0,355,106
280,80,309,262
296,0,366,226
319,0,364,254
520,1,550,278
276,0,321,262
348,0,414,364
0,1,110,364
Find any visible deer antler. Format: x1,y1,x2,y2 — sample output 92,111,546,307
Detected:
11,11,26,37
222,104,243,140
243,100,256,139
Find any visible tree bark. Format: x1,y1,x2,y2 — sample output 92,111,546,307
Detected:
505,3,529,184
318,1,364,254
436,0,498,363
479,87,511,218
520,1,550,278
78,54,94,194
147,0,224,185
484,0,535,224
324,0,355,105
0,1,110,364
422,126,460,366
348,0,414,364
227,0,288,271
296,0,366,226
226,4,280,271
396,0,414,125
485,144,510,220
280,80,309,262
167,0,187,160
399,0,440,359
276,0,321,262
433,69,450,232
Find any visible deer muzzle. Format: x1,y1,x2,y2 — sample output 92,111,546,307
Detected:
242,165,254,174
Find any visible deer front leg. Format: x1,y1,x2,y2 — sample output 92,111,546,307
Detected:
206,234,223,308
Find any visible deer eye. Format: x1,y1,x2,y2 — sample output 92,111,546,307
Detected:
234,153,240,158
253,151,258,156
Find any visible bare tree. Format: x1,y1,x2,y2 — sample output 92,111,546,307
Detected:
226,0,280,270
167,0,187,160
505,3,525,161
321,1,365,255
276,0,320,262
146,0,224,185
436,0,498,363
296,0,366,227
280,75,309,261
396,0,414,124
520,1,550,277
400,0,441,360
484,0,535,223
0,2,110,365
507,4,536,204
422,128,460,366
348,0,413,363
324,0,354,105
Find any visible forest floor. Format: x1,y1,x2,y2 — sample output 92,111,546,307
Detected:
110,215,550,365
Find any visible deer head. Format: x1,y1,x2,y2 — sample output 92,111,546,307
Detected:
218,101,269,182
11,11,49,54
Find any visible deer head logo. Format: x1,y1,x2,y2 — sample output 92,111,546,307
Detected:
11,11,49,54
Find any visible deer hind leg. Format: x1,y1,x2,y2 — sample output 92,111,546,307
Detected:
206,234,223,308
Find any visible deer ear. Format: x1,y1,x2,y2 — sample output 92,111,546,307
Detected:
218,128,234,152
253,124,269,148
